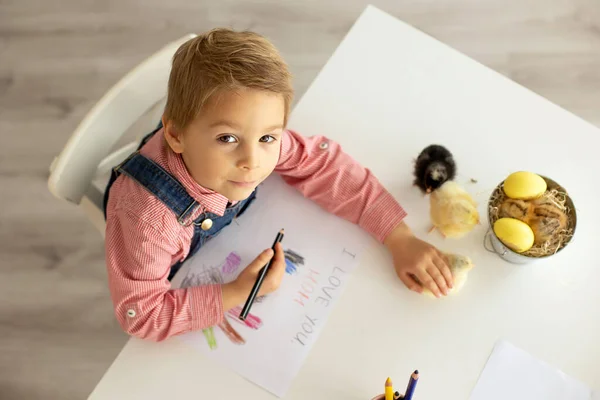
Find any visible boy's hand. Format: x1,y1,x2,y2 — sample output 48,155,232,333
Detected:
222,243,285,311
384,222,453,298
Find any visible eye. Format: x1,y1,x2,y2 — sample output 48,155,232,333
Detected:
218,135,237,144
259,135,276,143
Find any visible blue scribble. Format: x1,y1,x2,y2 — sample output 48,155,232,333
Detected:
285,258,297,275
284,249,305,275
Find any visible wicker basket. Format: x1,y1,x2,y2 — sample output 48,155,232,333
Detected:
484,175,577,264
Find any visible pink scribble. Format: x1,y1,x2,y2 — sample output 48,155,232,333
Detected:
227,306,263,330
221,252,242,275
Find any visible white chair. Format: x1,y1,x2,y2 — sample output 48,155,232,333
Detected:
48,34,196,237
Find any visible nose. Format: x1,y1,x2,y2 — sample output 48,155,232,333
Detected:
237,143,260,171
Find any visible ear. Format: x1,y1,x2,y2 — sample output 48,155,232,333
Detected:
162,116,185,154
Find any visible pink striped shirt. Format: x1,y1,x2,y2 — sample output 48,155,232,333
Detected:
105,128,407,341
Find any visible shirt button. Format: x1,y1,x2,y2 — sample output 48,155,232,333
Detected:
319,141,329,150
201,218,213,231
127,309,136,318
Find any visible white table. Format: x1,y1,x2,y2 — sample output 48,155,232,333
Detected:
89,5,600,399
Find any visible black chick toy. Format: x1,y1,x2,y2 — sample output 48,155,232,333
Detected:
413,144,457,194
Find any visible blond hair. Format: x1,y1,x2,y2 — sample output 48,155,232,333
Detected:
164,28,293,129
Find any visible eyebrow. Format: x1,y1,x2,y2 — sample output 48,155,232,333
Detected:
209,120,284,132
208,120,241,130
264,124,285,132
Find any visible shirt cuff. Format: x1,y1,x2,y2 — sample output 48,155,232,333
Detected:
359,191,408,243
188,284,224,331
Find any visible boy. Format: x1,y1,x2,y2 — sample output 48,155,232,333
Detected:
104,28,453,342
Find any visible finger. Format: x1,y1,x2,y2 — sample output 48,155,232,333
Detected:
415,269,441,298
248,248,274,272
426,265,448,296
399,272,423,294
435,253,454,289
272,242,285,265
261,244,286,294
268,243,286,278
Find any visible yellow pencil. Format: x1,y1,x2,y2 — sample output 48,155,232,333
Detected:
385,377,394,400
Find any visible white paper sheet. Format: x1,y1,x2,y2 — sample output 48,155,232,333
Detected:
470,340,594,400
171,174,371,397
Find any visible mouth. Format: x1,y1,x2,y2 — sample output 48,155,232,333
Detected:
229,180,258,188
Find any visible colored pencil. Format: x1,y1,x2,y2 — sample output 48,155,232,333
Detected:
239,229,284,320
385,377,394,400
404,370,419,400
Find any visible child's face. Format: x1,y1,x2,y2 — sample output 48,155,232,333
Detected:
164,88,285,201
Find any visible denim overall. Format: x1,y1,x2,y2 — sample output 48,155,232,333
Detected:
103,123,257,281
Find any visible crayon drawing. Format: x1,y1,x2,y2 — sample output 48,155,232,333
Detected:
179,251,264,350
221,251,242,276
179,248,304,349
179,264,222,288
284,249,305,275
227,305,263,329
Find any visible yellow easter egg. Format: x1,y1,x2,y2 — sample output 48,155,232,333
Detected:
493,217,535,253
503,171,547,200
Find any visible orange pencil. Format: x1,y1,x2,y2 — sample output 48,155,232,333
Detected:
385,377,394,400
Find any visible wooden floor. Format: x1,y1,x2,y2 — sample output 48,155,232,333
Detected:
1,0,599,398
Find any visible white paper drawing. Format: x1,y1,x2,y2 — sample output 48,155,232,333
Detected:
171,174,372,397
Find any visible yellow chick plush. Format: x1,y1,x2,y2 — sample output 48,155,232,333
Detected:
422,253,475,297
429,181,480,238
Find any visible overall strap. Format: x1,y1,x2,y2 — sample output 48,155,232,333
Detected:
115,152,200,226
